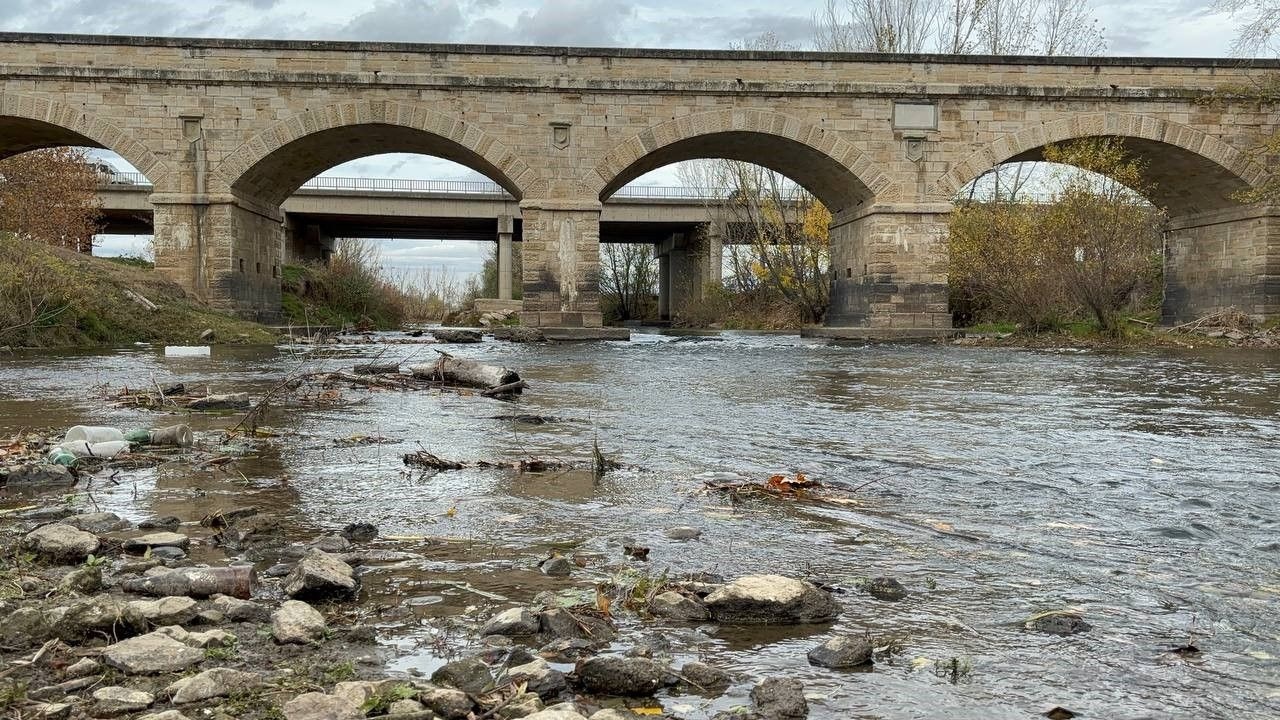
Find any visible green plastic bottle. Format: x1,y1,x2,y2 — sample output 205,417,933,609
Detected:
47,449,78,467
124,429,153,444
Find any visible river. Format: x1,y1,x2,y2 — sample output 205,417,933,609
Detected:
2,332,1278,719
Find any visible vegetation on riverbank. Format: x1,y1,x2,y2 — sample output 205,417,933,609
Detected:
0,236,275,348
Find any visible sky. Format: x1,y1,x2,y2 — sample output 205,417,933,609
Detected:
0,0,1255,275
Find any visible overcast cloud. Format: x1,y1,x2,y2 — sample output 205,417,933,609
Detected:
1,0,1254,271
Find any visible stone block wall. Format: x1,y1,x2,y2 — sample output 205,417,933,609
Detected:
1164,205,1280,323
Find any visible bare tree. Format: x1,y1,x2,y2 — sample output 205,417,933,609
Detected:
600,243,658,322
1217,0,1280,56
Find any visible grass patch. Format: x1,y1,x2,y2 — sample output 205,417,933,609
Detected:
0,235,275,348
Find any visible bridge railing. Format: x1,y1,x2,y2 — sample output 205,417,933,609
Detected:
97,173,807,201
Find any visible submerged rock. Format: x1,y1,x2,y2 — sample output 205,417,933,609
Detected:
678,661,731,695
807,635,873,668
863,576,907,601
665,526,703,540
575,654,671,696
272,600,327,644
704,575,840,624
284,549,358,599
750,677,808,719
1025,610,1091,636
542,556,574,577
22,523,99,561
341,522,378,541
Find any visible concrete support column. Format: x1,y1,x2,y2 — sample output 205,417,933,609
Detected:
820,203,953,338
657,250,671,321
1164,203,1280,324
152,192,285,322
518,199,602,328
704,226,724,287
497,214,514,301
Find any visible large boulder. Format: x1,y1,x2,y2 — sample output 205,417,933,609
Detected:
750,677,808,719
272,600,327,644
650,590,708,621
704,575,839,624
101,632,204,674
807,635,872,668
575,655,671,697
21,523,99,562
284,549,358,599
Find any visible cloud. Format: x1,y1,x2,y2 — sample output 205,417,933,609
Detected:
333,0,467,42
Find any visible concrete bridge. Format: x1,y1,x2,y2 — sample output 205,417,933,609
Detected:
4,32,1278,335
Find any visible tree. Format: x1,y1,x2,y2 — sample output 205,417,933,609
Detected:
600,243,658,322
1213,1,1280,203
0,147,102,252
479,242,522,300
1218,0,1280,56
814,0,1105,55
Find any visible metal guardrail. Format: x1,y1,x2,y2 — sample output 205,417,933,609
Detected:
98,172,806,201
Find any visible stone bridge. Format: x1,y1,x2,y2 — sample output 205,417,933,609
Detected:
2,32,1277,334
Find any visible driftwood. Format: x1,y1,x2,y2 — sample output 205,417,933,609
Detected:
186,393,251,411
353,362,400,375
481,380,528,397
402,450,575,473
410,351,521,391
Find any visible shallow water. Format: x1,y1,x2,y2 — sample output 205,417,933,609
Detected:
3,333,1279,719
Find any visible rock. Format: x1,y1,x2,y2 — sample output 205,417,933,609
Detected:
36,703,73,719
331,680,399,708
0,606,51,647
704,575,840,624
1025,610,1091,635
541,556,573,576
750,677,808,719
432,655,493,694
101,631,205,674
575,655,671,696
341,522,377,541
623,544,650,560
64,511,131,534
124,532,190,552
3,464,74,485
863,576,907,601
507,657,567,699
212,594,271,622
807,635,873,668
523,706,588,720
272,600,327,644
185,628,237,648
678,662,730,695
21,523,100,561
418,687,473,718
305,534,352,554
539,608,615,643
138,711,191,720
128,596,199,626
482,607,541,637
167,668,260,704
390,699,426,714
665,526,702,540
55,595,146,641
650,590,708,621
497,692,544,718
282,692,362,720
539,637,597,663
150,546,188,561
65,657,101,678
92,686,155,715
491,326,546,343
58,565,102,594
432,328,483,343
138,516,181,530
199,328,215,341
284,549,358,599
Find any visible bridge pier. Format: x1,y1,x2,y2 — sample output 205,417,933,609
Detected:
152,195,284,322
517,201,604,329
654,229,722,322
818,205,953,339
497,215,515,301
1163,204,1280,324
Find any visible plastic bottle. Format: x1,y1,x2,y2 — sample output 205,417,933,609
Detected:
121,565,254,599
57,440,130,458
46,448,78,467
63,426,125,443
148,424,194,447
123,429,153,443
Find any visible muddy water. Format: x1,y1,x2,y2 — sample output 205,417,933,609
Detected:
2,334,1279,719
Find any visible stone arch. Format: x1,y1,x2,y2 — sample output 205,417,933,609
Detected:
214,100,541,207
586,109,898,214
0,92,170,185
935,112,1266,214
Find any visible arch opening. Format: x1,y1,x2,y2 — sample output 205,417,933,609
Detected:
597,131,878,214
230,123,526,209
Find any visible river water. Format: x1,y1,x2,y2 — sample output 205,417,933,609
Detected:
2,333,1278,719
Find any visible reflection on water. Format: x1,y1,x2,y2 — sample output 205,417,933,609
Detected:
3,335,1280,719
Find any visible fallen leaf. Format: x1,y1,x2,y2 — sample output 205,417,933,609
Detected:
445,506,457,518
631,707,664,715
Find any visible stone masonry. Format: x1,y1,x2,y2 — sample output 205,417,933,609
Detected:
1,32,1278,331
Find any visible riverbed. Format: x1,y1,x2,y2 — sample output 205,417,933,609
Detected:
2,332,1278,719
